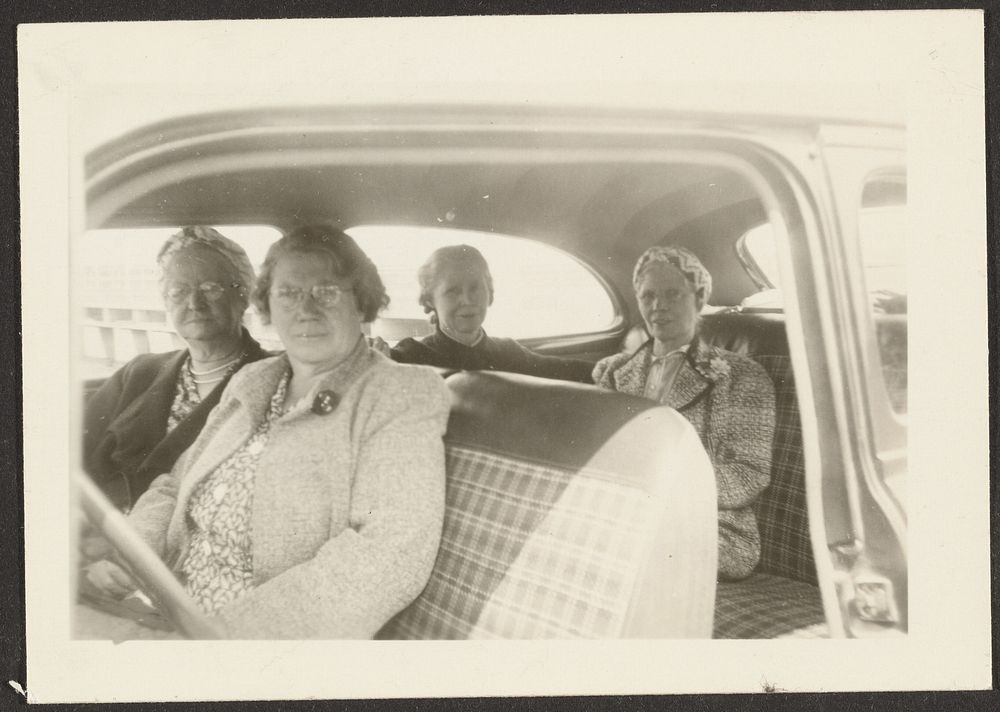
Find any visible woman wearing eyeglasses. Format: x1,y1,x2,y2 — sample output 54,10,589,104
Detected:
83,227,270,512
81,225,450,639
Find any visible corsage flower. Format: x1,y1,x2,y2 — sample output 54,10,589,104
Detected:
696,354,731,381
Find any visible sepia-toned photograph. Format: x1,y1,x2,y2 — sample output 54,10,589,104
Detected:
18,10,989,702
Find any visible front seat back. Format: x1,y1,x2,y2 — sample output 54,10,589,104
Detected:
378,371,718,639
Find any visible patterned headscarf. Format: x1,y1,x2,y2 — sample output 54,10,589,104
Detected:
632,245,712,303
157,226,256,302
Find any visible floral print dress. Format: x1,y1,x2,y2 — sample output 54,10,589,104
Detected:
166,356,242,432
179,369,293,615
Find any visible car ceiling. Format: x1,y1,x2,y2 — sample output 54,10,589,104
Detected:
89,109,776,307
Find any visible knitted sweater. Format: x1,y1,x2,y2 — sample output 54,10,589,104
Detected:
126,342,451,638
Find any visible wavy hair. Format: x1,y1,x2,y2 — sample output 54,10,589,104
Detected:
416,244,494,323
252,225,389,324
157,226,256,309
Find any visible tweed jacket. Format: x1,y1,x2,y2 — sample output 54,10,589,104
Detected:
126,340,451,639
83,329,269,510
392,327,594,383
593,335,775,580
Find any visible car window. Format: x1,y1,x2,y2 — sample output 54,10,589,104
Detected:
738,181,907,414
79,224,616,379
740,224,780,291
78,226,283,380
740,212,906,300
860,177,907,415
347,225,616,343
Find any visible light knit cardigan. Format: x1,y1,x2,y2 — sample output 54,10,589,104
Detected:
126,341,451,639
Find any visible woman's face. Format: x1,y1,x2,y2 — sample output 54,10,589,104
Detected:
162,247,245,346
268,252,363,368
635,262,704,351
430,262,490,344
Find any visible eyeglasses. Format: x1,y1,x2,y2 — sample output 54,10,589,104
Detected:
270,284,347,310
163,281,236,304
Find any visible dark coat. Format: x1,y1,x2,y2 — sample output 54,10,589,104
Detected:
391,327,593,383
83,329,269,510
593,335,776,580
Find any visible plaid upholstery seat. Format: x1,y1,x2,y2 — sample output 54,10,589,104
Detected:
714,574,826,638
380,446,661,639
750,355,818,586
711,352,825,638
379,371,719,639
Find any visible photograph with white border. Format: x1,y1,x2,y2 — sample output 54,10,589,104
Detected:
18,10,989,702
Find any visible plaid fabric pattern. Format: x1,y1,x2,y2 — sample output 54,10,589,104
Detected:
714,573,825,639
379,445,657,639
749,355,818,586
468,474,655,638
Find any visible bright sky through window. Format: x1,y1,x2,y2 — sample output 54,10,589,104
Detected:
79,225,616,376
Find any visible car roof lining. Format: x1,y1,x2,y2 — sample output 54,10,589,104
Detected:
97,159,768,307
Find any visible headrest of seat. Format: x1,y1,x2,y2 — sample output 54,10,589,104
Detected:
444,370,659,470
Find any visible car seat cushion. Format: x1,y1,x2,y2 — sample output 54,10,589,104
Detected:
750,354,818,586
714,573,825,638
378,444,664,639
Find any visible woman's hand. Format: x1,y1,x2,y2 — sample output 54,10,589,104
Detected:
84,560,138,598
367,335,391,356
78,526,115,564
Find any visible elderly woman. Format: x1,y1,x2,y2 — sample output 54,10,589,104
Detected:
83,227,269,511
391,244,593,382
81,225,451,639
592,246,776,580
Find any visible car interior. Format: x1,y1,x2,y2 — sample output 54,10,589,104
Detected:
79,106,907,638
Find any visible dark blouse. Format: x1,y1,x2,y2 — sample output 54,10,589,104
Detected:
83,329,269,511
391,327,593,383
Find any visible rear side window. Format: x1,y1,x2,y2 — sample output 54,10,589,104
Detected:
78,225,282,380
347,225,617,343
739,215,906,311
78,224,616,379
738,180,907,414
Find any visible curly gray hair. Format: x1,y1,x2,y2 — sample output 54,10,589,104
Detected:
632,245,712,303
251,225,389,324
157,226,256,307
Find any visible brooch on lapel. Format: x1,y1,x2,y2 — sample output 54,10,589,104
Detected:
693,354,731,382
312,390,340,415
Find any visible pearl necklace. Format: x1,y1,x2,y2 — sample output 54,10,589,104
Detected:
191,373,229,385
189,351,245,384
189,355,243,376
